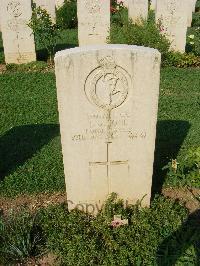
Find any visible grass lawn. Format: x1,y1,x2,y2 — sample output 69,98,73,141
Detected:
0,66,200,197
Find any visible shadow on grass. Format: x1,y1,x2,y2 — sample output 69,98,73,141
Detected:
152,120,190,195
36,43,77,61
157,209,200,265
0,124,59,181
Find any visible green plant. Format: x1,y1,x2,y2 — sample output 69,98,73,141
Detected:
164,147,200,187
0,211,44,264
111,0,128,27
28,4,61,62
196,0,200,12
38,196,187,265
192,13,200,27
187,29,200,56
56,0,77,30
110,11,170,59
163,51,200,67
6,61,49,73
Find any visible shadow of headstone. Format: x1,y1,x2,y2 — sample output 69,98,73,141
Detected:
157,209,200,265
152,120,190,195
0,124,59,181
36,44,77,62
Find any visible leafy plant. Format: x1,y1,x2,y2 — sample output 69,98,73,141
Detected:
187,29,200,56
163,51,200,67
56,0,77,30
164,147,200,187
196,0,200,12
0,211,45,264
28,4,61,62
38,196,187,265
110,0,128,26
192,13,200,27
110,10,170,59
5,61,49,73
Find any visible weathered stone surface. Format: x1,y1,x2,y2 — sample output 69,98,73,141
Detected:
1,0,36,64
192,0,197,12
55,0,64,8
0,7,1,32
187,0,195,27
156,0,188,52
55,45,161,213
77,0,110,46
128,0,148,24
34,0,56,22
150,0,157,10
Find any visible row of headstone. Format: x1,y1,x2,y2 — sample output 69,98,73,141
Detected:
0,0,63,64
0,0,36,64
128,0,197,53
0,0,198,64
79,0,197,53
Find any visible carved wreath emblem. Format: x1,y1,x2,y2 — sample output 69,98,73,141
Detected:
84,56,130,111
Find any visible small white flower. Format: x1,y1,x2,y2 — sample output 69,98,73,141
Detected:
190,41,194,45
189,34,195,39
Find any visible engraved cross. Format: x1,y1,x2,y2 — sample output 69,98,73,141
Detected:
89,142,128,194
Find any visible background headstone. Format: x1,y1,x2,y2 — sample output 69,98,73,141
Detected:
192,0,197,12
55,0,64,9
77,0,110,46
187,0,195,27
156,0,188,53
34,0,56,23
0,7,1,32
150,0,157,10
128,0,148,24
55,45,161,212
1,0,36,64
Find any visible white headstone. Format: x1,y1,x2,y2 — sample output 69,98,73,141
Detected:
1,0,36,64
156,0,188,53
192,0,197,12
77,0,110,46
55,45,161,213
55,0,64,9
128,0,148,24
187,1,194,27
34,0,56,23
0,18,1,33
150,0,157,10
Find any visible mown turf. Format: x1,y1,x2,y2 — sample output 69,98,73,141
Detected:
0,66,200,197
0,72,65,196
154,67,200,191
